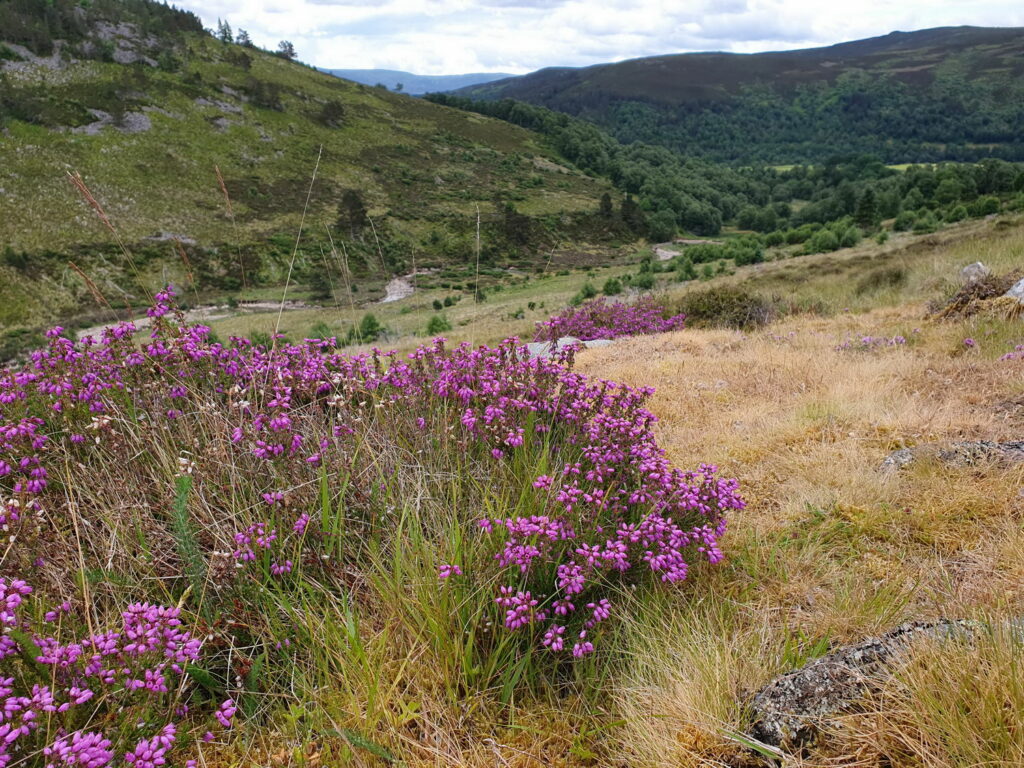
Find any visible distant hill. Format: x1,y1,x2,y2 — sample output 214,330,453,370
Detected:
323,68,515,95
0,1,617,339
458,26,1024,164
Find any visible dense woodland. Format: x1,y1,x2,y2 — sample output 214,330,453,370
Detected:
459,28,1024,164
547,70,1024,164
428,94,1024,250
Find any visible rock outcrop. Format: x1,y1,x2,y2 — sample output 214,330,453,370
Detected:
525,336,613,359
880,440,1024,471
1006,277,1024,304
748,620,976,748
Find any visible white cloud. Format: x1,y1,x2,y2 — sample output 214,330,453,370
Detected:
177,0,1024,74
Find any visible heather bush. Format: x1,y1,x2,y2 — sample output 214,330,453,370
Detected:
1000,344,1024,361
855,265,907,295
535,297,684,342
0,287,742,754
672,286,776,330
834,334,908,351
0,578,231,767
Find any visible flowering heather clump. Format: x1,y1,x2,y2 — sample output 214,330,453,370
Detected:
0,286,742,726
999,344,1024,361
534,297,685,342
834,334,907,352
0,579,219,768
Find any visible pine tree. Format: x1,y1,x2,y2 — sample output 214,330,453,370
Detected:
337,190,368,238
276,40,296,60
854,188,878,228
215,19,232,44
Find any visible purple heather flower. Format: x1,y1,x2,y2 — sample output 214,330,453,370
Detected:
438,564,462,579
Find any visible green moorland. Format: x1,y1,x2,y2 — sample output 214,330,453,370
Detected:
457,25,1024,164
0,0,625,344
2,4,1024,766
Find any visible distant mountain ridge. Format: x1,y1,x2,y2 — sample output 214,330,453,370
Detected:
458,26,1024,164
322,68,515,95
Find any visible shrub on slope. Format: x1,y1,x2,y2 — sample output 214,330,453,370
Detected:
534,296,685,342
0,287,742,760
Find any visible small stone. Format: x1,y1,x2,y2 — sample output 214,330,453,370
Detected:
1005,277,1024,304
960,262,991,283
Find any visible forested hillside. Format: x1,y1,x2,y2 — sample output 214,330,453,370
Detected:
456,26,1024,164
430,94,1024,243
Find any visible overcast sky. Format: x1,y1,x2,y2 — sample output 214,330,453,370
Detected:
176,0,1024,75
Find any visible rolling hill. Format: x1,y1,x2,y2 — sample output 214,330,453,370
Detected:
457,26,1024,164
0,0,619,344
322,68,515,95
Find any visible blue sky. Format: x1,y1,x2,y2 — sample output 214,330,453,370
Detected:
177,0,1024,75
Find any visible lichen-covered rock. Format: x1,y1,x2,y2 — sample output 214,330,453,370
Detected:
880,440,1024,471
1006,277,1024,304
960,261,991,283
748,621,976,748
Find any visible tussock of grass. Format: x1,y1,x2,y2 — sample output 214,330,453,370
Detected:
577,278,1024,764
833,625,1024,766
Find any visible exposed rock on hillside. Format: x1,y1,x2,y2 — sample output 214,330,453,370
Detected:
960,261,990,283
880,440,1024,471
1006,277,1024,303
748,620,978,748
525,336,614,358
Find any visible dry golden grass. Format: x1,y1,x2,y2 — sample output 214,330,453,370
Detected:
576,299,1024,766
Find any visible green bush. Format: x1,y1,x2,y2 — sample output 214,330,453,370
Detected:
602,277,623,296
672,285,776,330
309,321,334,339
432,299,444,311
946,205,968,222
913,211,939,234
570,281,598,305
968,196,1000,217
839,225,862,248
675,256,697,281
346,313,386,344
426,315,452,335
805,228,840,254
631,272,656,290
893,210,917,231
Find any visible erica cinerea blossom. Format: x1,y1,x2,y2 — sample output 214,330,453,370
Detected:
535,296,685,341
0,282,741,751
0,579,220,768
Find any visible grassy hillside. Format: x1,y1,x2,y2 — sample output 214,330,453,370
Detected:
458,26,1024,164
0,5,618,341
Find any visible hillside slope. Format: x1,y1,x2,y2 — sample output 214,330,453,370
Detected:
458,26,1024,164
0,2,615,336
